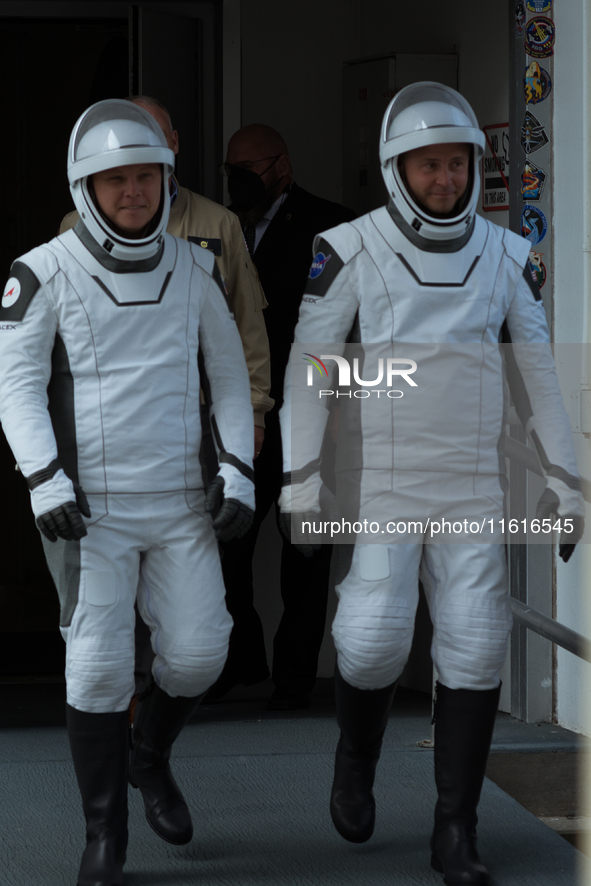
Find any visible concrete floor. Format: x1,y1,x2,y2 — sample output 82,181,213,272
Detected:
0,678,586,885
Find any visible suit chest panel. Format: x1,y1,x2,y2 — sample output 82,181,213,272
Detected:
356,240,511,343
49,253,201,377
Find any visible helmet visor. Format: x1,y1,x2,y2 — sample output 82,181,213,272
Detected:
381,82,484,163
68,99,174,183
72,100,167,162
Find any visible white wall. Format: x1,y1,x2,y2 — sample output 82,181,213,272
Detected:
238,0,509,206
553,0,591,736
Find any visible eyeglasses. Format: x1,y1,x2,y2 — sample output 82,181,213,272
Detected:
219,155,281,176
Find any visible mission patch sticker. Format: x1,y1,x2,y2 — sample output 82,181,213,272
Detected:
521,160,547,201
515,1,526,35
528,252,547,288
526,0,552,12
521,205,548,246
520,110,548,154
524,61,552,105
525,17,556,58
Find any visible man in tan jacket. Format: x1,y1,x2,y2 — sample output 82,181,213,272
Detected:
59,95,273,452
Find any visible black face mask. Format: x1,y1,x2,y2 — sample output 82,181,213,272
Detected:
227,166,266,212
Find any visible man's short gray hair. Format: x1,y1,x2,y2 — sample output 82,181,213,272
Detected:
126,95,173,131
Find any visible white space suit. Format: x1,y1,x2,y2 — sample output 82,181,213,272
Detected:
279,83,585,881
280,82,583,886
282,208,583,691
0,101,258,878
280,88,582,694
0,101,254,713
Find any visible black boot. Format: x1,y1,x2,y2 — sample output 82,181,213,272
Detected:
129,682,202,845
330,667,398,843
66,705,129,886
430,682,501,886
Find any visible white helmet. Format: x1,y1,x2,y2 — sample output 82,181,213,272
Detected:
67,99,175,262
379,82,485,246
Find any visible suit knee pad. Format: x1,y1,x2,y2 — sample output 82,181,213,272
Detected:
332,612,414,690
155,633,230,698
65,639,135,713
433,614,512,690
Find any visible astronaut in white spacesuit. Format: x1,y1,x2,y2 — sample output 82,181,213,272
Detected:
0,100,255,886
279,83,584,885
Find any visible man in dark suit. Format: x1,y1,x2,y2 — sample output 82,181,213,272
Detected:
209,124,355,710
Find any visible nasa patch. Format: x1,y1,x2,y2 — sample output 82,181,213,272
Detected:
309,252,332,279
521,205,548,246
2,278,21,309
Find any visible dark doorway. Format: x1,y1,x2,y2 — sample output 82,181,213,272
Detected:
0,16,128,679
0,4,216,682
1,18,129,281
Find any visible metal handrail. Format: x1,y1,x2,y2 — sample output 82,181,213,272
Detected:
504,433,591,661
504,434,591,504
510,598,591,663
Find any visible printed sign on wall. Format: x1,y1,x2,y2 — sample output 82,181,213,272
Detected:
482,123,509,211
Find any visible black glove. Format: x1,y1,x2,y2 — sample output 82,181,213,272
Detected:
535,488,584,564
205,475,254,542
278,509,321,558
278,484,341,558
36,483,91,543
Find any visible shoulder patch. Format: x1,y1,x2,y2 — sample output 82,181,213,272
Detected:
313,221,362,265
1,262,41,321
188,236,222,256
304,238,345,298
309,251,332,279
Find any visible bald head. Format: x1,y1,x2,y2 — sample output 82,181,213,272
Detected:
227,124,289,161
225,124,293,212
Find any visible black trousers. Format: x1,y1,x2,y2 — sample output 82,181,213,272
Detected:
220,424,332,693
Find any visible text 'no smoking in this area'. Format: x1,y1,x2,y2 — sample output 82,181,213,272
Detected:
482,123,509,212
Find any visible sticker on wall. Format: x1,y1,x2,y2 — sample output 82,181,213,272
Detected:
526,0,552,12
521,160,547,201
520,110,549,154
482,123,509,212
515,1,526,35
525,17,556,58
528,251,547,289
521,205,548,246
524,61,552,104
